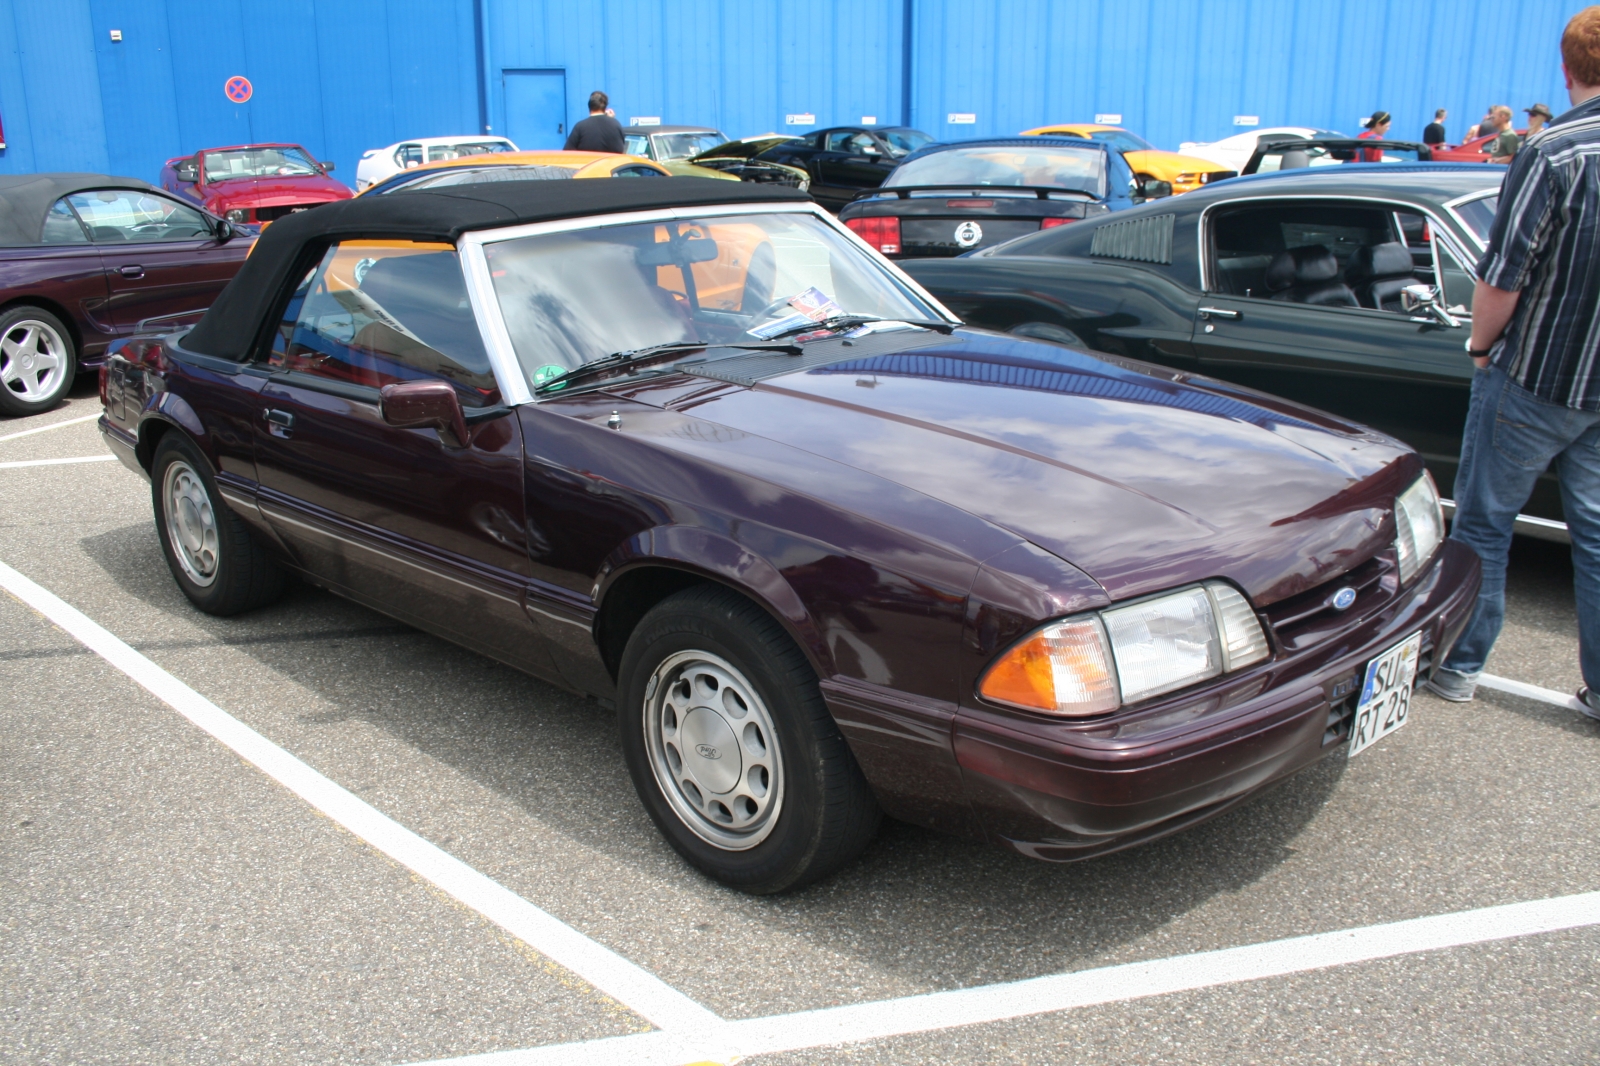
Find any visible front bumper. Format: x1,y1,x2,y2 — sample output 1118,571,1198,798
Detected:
952,538,1481,861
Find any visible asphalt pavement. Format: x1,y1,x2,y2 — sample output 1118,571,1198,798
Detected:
2,383,1597,1065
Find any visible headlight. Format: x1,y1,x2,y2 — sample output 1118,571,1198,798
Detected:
979,581,1271,716
1394,472,1443,583
225,208,247,223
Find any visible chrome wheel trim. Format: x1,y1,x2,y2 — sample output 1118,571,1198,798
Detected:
162,459,219,587
0,319,68,402
643,650,784,851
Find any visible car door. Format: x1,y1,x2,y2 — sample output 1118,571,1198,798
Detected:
1188,196,1479,501
818,131,896,204
65,189,247,335
250,239,560,678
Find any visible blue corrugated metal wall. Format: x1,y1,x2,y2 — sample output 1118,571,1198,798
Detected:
0,0,1580,188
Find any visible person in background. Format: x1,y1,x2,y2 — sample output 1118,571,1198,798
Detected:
1424,108,1448,145
1466,107,1496,140
1524,102,1555,142
1487,105,1521,162
1424,5,1600,724
564,91,625,153
1357,110,1391,161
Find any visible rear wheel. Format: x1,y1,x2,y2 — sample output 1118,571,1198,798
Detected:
618,585,881,893
0,306,76,416
152,434,286,615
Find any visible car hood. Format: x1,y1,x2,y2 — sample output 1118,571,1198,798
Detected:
692,136,800,162
1122,149,1233,177
638,333,1412,606
202,173,351,205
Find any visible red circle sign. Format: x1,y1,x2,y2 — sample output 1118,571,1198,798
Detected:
224,76,253,103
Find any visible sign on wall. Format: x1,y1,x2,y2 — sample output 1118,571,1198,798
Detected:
1094,113,1122,124
1233,115,1260,126
785,113,815,125
631,116,660,126
224,76,253,103
947,113,976,124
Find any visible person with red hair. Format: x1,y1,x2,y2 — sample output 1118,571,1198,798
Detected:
1426,6,1600,722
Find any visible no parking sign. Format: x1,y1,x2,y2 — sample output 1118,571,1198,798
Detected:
224,76,253,103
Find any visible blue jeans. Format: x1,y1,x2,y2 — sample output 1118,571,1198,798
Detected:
1442,365,1600,691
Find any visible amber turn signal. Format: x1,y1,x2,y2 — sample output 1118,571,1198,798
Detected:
978,616,1120,716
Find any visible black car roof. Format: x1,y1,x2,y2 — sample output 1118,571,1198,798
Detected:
1203,163,1504,203
624,125,721,134
183,176,811,361
0,173,156,246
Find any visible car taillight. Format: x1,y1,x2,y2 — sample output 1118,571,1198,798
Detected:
122,338,168,372
846,215,901,255
1040,218,1074,229
98,363,110,407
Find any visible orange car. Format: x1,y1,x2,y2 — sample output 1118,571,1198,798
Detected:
1020,124,1233,194
357,150,677,195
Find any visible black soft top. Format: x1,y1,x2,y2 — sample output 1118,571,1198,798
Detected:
184,176,812,361
0,173,156,246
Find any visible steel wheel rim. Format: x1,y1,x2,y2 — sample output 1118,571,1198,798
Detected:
643,650,784,851
163,459,219,587
0,319,67,401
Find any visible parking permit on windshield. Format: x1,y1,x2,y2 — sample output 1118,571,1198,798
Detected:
1348,632,1421,757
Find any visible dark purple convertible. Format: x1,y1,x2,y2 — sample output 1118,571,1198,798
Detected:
100,177,1479,893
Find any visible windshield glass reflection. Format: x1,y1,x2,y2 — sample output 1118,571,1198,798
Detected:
885,146,1106,195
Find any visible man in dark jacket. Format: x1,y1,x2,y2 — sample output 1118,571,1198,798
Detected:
1424,109,1448,145
564,91,625,153
1424,5,1600,723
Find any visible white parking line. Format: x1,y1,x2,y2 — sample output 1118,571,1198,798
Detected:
1478,672,1587,712
0,412,101,442
0,454,117,470
416,891,1600,1066
0,558,720,1036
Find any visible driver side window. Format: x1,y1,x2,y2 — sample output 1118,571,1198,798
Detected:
66,190,212,243
826,131,876,154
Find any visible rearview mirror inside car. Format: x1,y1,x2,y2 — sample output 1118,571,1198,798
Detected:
380,381,469,447
637,237,721,266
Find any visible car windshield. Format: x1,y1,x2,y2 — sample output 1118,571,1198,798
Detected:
1088,130,1155,152
884,146,1105,196
484,211,938,381
377,165,576,192
878,128,932,157
204,147,320,181
1453,195,1498,243
652,132,729,160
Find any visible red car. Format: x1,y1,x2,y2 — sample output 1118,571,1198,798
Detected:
1429,129,1526,162
160,143,351,225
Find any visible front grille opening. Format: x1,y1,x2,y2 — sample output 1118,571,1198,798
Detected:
255,203,321,222
1267,554,1396,652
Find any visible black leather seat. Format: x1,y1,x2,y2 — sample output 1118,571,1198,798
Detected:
1345,242,1417,311
1264,244,1358,307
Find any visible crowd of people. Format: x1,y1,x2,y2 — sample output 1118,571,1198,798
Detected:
1405,102,1556,162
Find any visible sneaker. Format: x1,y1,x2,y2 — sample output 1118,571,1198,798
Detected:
1579,686,1600,723
1423,667,1480,703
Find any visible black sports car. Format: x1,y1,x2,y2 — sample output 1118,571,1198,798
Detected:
751,125,933,210
899,163,1566,539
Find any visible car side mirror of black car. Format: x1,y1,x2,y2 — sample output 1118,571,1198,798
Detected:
1137,178,1173,200
380,381,469,447
1401,283,1461,328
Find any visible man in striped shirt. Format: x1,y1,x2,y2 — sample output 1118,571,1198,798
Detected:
1425,6,1600,720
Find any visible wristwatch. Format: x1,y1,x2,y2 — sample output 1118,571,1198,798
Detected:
1465,338,1494,358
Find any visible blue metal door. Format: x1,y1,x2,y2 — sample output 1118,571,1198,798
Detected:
502,69,566,150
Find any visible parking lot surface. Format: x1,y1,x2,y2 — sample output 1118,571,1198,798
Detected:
3,386,1598,1065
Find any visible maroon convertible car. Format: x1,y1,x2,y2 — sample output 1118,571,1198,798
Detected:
100,177,1479,893
0,173,251,416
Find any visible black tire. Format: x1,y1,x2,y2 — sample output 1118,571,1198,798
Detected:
618,584,881,893
0,306,77,417
151,433,286,615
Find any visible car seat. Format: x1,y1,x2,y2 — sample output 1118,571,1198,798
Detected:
1264,244,1358,307
1344,242,1416,311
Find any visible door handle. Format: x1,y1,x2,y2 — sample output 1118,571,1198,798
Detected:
118,265,145,279
1197,307,1241,320
263,407,295,438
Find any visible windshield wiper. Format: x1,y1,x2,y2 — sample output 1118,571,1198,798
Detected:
759,314,958,341
533,340,800,394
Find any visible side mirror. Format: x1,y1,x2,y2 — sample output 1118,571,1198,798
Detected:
1401,283,1461,328
213,219,235,243
176,163,199,183
1138,178,1173,199
380,381,468,446
322,161,336,172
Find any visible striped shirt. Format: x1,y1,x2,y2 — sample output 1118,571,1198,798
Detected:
1479,93,1600,411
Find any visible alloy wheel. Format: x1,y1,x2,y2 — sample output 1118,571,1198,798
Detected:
0,319,67,401
163,459,220,587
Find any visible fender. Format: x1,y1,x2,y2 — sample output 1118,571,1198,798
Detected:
596,524,836,682
135,390,208,471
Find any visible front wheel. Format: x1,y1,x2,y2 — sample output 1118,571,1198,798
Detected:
618,585,881,893
0,306,76,417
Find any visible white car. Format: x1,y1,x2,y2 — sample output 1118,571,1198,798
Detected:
354,136,519,191
1177,127,1343,173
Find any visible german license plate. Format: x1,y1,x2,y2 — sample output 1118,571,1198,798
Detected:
1348,632,1422,757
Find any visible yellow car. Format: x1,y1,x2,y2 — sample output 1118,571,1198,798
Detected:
1019,124,1233,195
357,150,683,195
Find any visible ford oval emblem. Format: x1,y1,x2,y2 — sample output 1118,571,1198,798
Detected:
695,744,722,760
1331,587,1358,611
